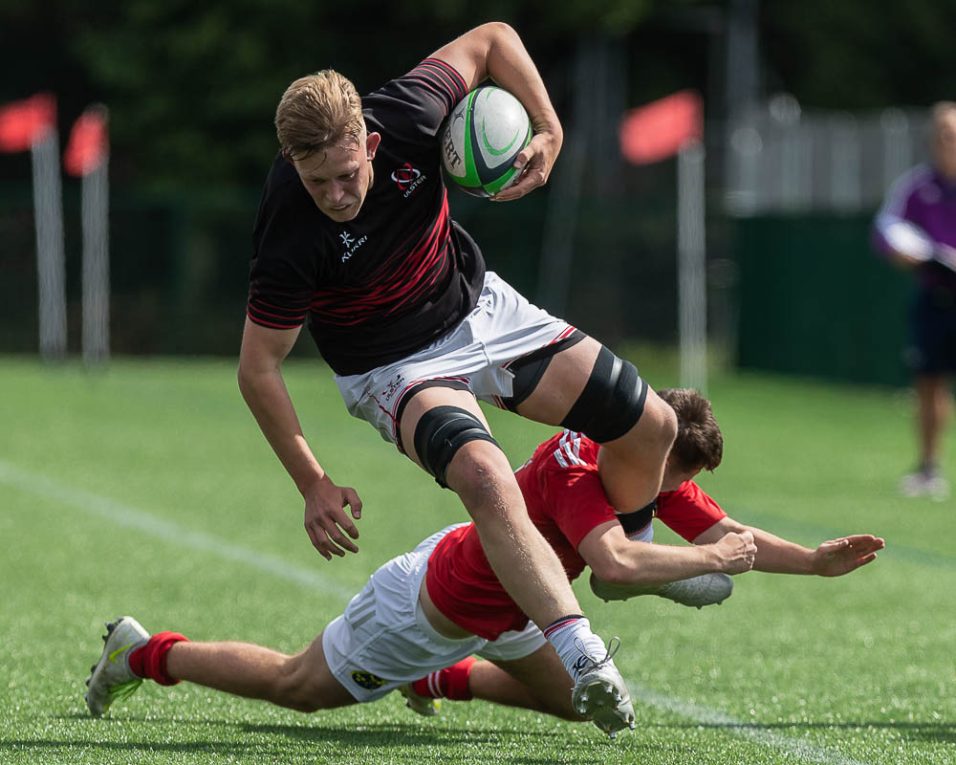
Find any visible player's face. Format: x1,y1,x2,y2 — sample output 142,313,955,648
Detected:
933,111,956,180
293,135,375,223
659,460,702,492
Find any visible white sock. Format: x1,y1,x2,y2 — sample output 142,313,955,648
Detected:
543,615,609,679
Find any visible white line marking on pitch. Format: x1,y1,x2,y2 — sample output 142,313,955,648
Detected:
0,458,354,601
629,684,872,765
1,458,871,764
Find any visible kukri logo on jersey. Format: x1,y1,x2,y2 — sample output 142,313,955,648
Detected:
339,229,367,263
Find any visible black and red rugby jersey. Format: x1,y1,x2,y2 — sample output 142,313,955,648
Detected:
248,58,485,375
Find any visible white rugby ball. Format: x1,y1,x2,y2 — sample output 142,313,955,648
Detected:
440,85,532,197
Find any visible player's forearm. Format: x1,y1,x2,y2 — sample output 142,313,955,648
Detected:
596,541,723,588
481,23,563,143
697,519,817,575
748,527,816,574
237,365,327,495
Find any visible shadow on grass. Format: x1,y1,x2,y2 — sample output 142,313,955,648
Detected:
8,717,559,758
661,720,956,745
17,714,951,761
237,720,528,745
3,724,665,765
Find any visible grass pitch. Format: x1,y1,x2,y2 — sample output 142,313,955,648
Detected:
1,355,953,764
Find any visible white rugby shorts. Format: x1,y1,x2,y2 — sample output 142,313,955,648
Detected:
335,271,574,444
322,523,547,703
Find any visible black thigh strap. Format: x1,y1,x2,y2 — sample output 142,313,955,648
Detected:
561,345,647,443
501,329,587,412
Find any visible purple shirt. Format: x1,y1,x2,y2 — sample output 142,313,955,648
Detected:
873,164,956,291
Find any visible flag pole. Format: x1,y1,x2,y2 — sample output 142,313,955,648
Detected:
677,140,707,393
31,128,67,362
0,94,65,361
619,90,706,391
66,105,110,366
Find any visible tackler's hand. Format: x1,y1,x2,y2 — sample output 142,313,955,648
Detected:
713,530,758,575
812,534,885,577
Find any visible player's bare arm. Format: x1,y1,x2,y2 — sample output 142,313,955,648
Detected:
578,521,757,588
430,22,562,201
238,318,362,560
692,517,884,576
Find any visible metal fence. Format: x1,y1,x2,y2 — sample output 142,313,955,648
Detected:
724,95,931,216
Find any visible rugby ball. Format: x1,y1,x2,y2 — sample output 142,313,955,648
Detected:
440,85,532,197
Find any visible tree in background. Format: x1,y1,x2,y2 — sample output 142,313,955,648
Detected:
3,0,954,190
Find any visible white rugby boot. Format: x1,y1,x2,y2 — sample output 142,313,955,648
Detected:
570,638,636,739
655,573,734,608
85,616,150,717
590,572,734,608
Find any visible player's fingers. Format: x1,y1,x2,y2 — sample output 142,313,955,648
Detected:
855,541,884,556
320,508,360,553
845,534,885,549
305,506,353,557
838,539,882,559
506,167,548,199
838,553,878,575
321,519,358,553
319,529,348,557
736,551,755,571
514,132,551,168
305,525,334,561
512,146,532,170
333,502,360,541
327,530,358,555
343,489,363,522
826,536,860,552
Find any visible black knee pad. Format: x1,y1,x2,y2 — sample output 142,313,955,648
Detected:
413,406,500,488
561,346,647,443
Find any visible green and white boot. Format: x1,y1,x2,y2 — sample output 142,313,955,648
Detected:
85,616,150,717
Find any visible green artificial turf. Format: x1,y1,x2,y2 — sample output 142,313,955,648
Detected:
2,356,953,764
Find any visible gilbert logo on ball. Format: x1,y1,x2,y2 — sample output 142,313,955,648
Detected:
441,85,532,197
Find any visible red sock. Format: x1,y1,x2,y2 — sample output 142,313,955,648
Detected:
411,656,476,700
128,631,188,686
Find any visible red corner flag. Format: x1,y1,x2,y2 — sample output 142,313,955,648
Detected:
0,93,56,153
65,106,109,177
619,90,703,165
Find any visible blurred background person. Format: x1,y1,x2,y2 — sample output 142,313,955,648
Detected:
873,102,956,500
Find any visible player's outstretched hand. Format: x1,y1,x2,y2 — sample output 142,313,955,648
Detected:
812,534,885,577
492,130,560,202
303,476,363,560
713,530,758,574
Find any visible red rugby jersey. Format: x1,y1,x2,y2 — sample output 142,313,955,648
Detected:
425,431,727,640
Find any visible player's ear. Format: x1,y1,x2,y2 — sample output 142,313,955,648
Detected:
365,131,382,160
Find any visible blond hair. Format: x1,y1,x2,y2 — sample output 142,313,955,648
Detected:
275,70,364,160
